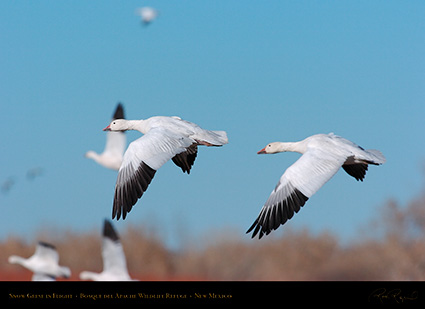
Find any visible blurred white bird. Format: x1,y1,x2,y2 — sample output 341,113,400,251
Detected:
136,7,158,26
103,116,228,220
85,103,126,171
247,133,386,239
79,219,134,281
8,241,71,281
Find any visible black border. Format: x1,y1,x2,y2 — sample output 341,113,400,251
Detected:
2,281,424,305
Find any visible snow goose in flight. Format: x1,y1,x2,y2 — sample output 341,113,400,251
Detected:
85,103,126,170
103,116,228,220
79,219,133,281
136,7,158,26
8,241,71,281
247,133,386,239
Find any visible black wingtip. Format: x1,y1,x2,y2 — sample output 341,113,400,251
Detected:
342,163,368,182
112,202,121,221
171,144,198,174
112,162,156,221
246,218,265,239
38,241,56,250
103,219,120,241
113,103,125,120
247,189,309,240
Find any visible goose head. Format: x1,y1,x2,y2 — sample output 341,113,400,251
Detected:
103,119,128,131
257,142,284,154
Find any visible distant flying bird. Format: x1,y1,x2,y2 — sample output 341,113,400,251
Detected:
1,177,15,194
85,103,126,170
247,133,386,239
79,219,133,281
26,167,44,181
8,241,71,281
103,116,228,220
136,7,158,26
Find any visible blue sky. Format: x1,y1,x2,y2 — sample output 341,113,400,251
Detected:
1,1,424,249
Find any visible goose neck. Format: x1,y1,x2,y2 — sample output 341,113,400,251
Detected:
279,141,306,154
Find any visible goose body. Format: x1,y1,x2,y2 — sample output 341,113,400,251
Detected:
104,116,228,220
247,133,386,239
8,242,71,280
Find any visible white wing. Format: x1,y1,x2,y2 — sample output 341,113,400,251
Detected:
101,220,129,278
33,242,59,264
113,127,195,220
31,242,70,278
86,103,126,170
247,148,346,239
103,103,126,159
102,239,129,278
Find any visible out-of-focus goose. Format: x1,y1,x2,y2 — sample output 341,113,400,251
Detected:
79,219,133,281
136,7,158,26
8,241,71,281
85,103,126,170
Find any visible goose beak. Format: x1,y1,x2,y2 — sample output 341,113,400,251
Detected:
257,147,267,154
103,125,111,131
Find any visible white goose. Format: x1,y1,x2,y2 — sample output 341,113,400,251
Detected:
8,241,71,281
79,219,133,281
103,116,228,220
136,7,158,26
85,103,126,171
247,133,386,239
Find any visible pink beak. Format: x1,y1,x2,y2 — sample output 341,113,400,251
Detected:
257,147,267,154
103,125,111,131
